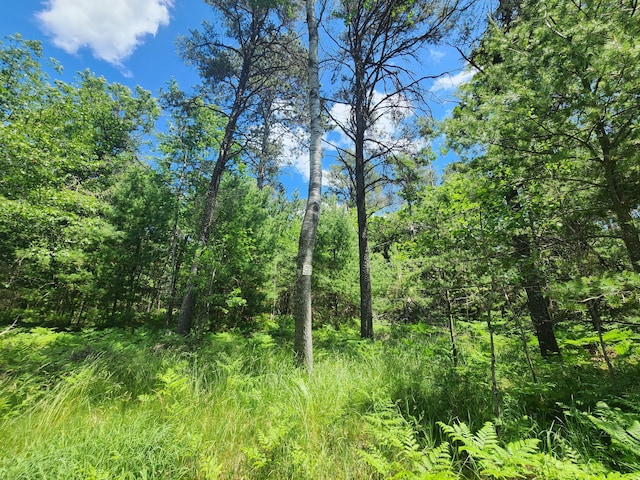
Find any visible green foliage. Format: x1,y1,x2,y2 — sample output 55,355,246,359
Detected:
4,2,640,475
361,410,639,479
312,199,359,326
588,403,640,460
447,0,640,271
426,0,640,364
552,272,640,321
439,421,540,478
2,324,640,478
0,36,160,327
193,173,296,330
359,400,455,479
564,402,640,472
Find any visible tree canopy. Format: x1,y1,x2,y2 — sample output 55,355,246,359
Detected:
2,2,640,476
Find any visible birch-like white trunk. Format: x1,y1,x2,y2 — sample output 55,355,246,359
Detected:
293,0,322,371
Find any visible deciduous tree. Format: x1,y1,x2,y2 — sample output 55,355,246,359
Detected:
293,0,323,370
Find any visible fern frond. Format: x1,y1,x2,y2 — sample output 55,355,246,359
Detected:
359,448,397,477
473,421,499,452
438,420,473,445
402,429,422,454
419,442,452,472
588,402,640,459
505,438,540,458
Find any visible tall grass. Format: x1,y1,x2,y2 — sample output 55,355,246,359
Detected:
0,323,639,479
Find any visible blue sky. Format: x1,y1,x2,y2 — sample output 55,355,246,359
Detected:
1,0,208,92
2,1,472,190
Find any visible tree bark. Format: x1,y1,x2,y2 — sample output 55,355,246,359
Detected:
505,188,561,357
356,196,374,340
256,96,273,190
293,0,322,371
600,148,640,273
176,106,244,335
176,144,232,335
354,58,374,340
175,15,262,335
522,280,560,357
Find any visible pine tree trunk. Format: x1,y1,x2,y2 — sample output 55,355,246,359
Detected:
354,58,374,340
176,131,237,335
506,188,560,357
601,149,640,273
176,278,197,335
175,39,256,335
523,282,560,357
356,183,374,340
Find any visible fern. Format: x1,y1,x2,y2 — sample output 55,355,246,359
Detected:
438,420,540,479
358,449,401,478
359,401,454,479
481,438,540,479
474,422,500,453
416,442,454,478
156,366,189,400
436,419,640,479
587,402,640,463
438,421,474,445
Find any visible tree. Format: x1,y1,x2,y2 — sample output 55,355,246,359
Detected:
380,163,511,367
313,197,359,328
293,0,322,370
243,29,307,191
504,186,561,357
446,0,640,355
330,0,468,339
100,165,174,324
453,0,640,273
196,172,291,331
387,149,437,216
176,0,301,334
447,0,563,357
0,36,159,325
157,81,224,327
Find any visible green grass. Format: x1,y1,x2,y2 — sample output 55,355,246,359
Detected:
1,323,639,479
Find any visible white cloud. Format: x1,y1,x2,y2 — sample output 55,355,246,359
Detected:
428,48,446,64
276,125,311,180
285,91,422,182
276,125,336,184
369,91,413,144
326,91,415,152
36,0,174,65
430,69,475,92
326,102,352,148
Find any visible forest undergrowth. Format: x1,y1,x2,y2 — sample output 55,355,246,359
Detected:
1,320,639,479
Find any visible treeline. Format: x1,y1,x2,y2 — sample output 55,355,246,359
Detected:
1,0,639,364
0,35,358,331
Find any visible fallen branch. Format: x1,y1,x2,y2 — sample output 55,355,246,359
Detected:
0,319,18,337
